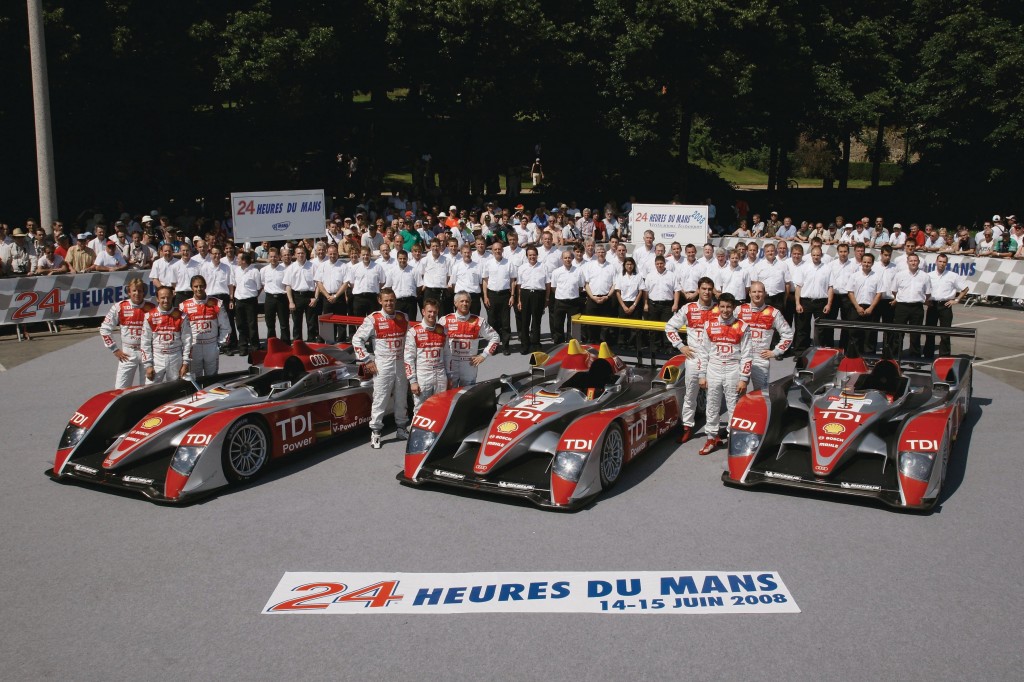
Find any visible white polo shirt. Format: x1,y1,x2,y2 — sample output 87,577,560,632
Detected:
583,259,617,296
517,261,549,291
893,269,931,303
643,268,676,302
795,262,833,299
928,268,967,302
481,257,514,292
549,265,584,301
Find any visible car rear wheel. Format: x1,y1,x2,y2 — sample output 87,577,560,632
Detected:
222,417,270,483
599,424,625,488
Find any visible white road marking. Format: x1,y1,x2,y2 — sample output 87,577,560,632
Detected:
975,352,1024,366
980,365,1024,375
954,317,996,327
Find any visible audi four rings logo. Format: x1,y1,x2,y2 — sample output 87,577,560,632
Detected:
496,421,519,434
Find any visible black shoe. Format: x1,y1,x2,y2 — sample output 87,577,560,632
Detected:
520,347,531,355
503,345,511,356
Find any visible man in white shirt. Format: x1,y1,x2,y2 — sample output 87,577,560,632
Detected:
889,253,931,358
315,244,348,339
94,240,129,272
260,247,289,343
481,241,515,354
516,246,550,352
418,239,452,316
170,243,201,307
752,242,789,311
284,245,320,342
673,244,703,304
846,253,883,354
582,244,617,343
548,250,584,345
923,254,969,357
448,244,483,316
793,246,834,352
232,251,263,355
388,249,420,322
149,244,176,289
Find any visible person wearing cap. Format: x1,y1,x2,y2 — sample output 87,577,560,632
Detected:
93,239,129,272
65,233,97,274
86,225,109,255
765,211,782,237
889,223,907,247
0,227,37,276
991,215,1006,241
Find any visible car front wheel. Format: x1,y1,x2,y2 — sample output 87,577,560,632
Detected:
599,424,625,488
222,417,270,483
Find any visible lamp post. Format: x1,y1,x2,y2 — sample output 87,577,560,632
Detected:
27,0,58,235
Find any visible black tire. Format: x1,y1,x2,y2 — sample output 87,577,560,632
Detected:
221,416,270,483
599,423,625,488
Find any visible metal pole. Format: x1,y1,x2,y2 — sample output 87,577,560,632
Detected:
26,0,58,235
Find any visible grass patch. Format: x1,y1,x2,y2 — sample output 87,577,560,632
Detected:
695,160,894,189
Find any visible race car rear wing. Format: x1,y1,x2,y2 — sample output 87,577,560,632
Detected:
812,318,978,359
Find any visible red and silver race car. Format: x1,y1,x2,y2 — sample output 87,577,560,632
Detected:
48,338,384,503
399,340,685,510
723,320,976,510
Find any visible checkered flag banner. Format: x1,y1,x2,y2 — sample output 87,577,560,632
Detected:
713,238,1023,300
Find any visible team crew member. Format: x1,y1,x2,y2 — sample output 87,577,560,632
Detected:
923,254,969,357
718,250,751,304
643,255,676,349
388,249,420,322
792,246,834,352
697,292,753,456
202,247,236,352
516,246,549,353
149,244,176,289
261,247,290,343
673,244,703,303
548,250,584,345
180,275,231,378
142,286,193,383
665,276,717,443
315,244,348,341
99,278,155,388
613,257,645,358
874,245,897,352
846,253,883,354
443,292,500,387
232,252,262,356
737,282,793,390
171,244,201,307
481,241,515,355
828,243,858,348
889,253,931,358
352,288,410,449
449,244,483,316
582,244,617,343
347,246,387,317
284,246,319,342
404,298,449,411
419,239,452,316
751,243,789,310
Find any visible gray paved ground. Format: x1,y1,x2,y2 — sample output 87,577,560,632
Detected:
1,314,1022,681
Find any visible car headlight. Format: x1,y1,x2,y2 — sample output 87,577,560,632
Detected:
899,451,935,482
406,428,437,454
729,431,761,457
59,425,87,450
553,451,587,482
171,446,205,476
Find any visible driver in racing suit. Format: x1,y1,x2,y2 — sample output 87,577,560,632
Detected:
664,276,718,444
697,292,752,455
180,275,231,378
405,297,450,412
143,285,193,383
352,287,410,448
442,291,500,388
100,277,155,388
737,280,793,391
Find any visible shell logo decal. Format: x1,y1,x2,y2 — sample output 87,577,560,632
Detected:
142,417,163,429
823,423,845,436
496,421,519,434
331,400,348,418
655,403,665,422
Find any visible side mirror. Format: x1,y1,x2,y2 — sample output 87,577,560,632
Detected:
267,381,291,398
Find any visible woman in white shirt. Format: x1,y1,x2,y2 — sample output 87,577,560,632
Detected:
614,257,645,358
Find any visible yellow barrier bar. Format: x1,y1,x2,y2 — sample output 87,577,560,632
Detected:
569,314,685,332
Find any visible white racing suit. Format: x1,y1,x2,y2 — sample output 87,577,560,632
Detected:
100,299,156,388
737,303,793,390
698,315,753,437
142,308,193,384
352,310,410,432
665,301,717,428
180,297,231,378
442,313,500,387
404,321,450,412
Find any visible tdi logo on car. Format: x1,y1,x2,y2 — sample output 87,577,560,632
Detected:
277,411,315,452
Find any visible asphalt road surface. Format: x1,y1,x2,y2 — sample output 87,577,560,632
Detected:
2,315,1021,681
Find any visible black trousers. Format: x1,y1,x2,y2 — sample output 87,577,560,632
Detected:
422,287,449,316
584,296,617,342
235,297,259,352
290,290,318,341
794,298,828,352
213,293,236,347
520,290,546,348
849,305,880,356
619,300,643,356
767,292,786,312
891,302,925,357
923,301,955,357
551,298,577,345
173,291,190,308
646,299,673,348
396,296,418,322
325,294,348,342
486,289,512,346
352,292,378,317
264,293,290,342
878,298,896,356
836,294,856,349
